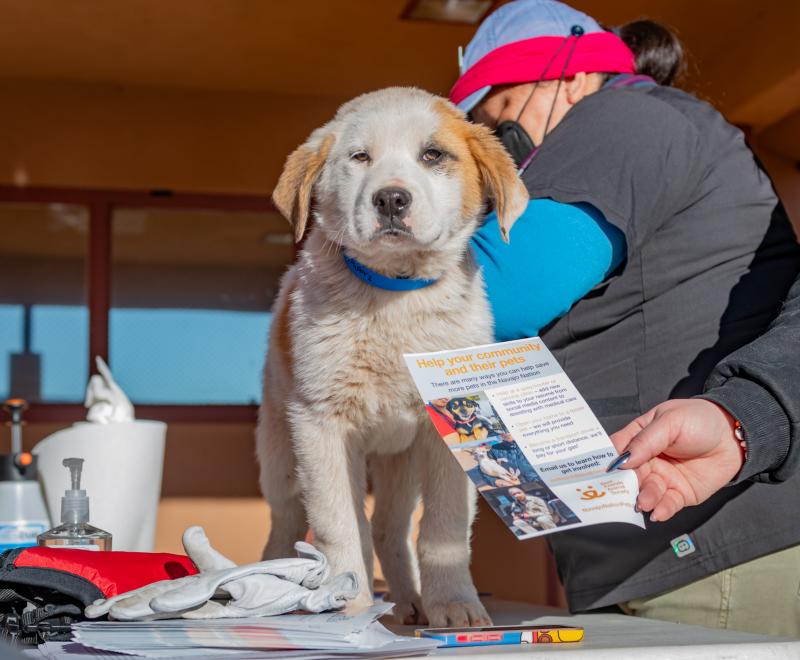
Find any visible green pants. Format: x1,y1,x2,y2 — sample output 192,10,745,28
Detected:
620,544,800,638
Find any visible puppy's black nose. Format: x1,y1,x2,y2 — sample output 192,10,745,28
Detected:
373,187,412,222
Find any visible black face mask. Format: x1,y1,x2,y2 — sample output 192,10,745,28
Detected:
490,24,586,174
494,120,535,171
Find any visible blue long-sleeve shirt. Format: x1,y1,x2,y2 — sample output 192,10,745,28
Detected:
470,199,627,341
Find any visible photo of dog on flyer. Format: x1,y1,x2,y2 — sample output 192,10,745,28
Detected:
454,435,538,490
425,393,508,447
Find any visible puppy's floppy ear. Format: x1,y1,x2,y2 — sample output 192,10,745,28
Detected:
272,132,336,243
467,123,529,243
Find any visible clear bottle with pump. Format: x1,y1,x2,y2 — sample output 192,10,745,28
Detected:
37,458,112,551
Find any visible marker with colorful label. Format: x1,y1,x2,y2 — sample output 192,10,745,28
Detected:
416,624,585,648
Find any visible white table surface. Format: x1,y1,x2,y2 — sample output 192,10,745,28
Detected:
13,599,799,659
387,599,800,659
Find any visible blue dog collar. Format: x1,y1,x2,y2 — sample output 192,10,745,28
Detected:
343,252,438,291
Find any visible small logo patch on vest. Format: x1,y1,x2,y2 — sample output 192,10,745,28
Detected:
670,534,696,558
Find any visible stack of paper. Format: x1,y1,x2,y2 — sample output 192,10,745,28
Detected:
37,604,438,659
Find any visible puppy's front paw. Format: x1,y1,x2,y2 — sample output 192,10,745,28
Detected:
424,598,491,628
390,596,428,625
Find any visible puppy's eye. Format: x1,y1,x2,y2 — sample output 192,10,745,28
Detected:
421,148,443,163
350,151,371,163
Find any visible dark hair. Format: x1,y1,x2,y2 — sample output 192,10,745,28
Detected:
618,19,686,86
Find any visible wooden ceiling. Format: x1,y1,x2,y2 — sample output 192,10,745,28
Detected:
0,0,797,159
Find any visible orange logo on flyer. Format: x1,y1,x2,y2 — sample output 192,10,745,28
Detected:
576,485,606,500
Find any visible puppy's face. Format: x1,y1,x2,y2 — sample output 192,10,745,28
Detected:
316,92,469,252
447,397,479,421
470,446,490,459
273,88,528,253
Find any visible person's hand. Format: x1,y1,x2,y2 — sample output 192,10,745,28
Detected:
610,399,745,522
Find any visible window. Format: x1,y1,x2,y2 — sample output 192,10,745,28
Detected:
110,207,291,404
0,187,289,421
0,203,89,403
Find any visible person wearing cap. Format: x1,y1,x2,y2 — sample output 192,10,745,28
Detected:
453,0,800,636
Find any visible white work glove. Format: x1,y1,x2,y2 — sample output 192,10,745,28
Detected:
84,526,359,620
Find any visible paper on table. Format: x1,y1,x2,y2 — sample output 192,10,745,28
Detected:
70,603,439,658
41,639,438,660
404,337,644,540
41,640,437,659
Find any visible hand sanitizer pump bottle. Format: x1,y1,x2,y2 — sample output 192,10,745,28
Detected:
37,458,112,551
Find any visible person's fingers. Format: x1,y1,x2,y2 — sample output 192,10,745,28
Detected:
650,488,687,523
617,412,679,471
636,471,669,513
183,526,237,571
609,415,648,453
626,459,654,493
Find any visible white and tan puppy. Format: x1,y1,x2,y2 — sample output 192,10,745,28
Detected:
257,87,527,627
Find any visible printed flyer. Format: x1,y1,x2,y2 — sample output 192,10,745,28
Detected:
404,337,644,539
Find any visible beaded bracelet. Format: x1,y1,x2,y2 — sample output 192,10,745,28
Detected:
734,419,748,461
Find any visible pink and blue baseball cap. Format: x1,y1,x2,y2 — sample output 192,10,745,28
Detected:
449,0,635,113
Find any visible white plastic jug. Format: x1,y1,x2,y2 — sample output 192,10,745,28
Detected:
0,480,50,551
33,420,166,552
